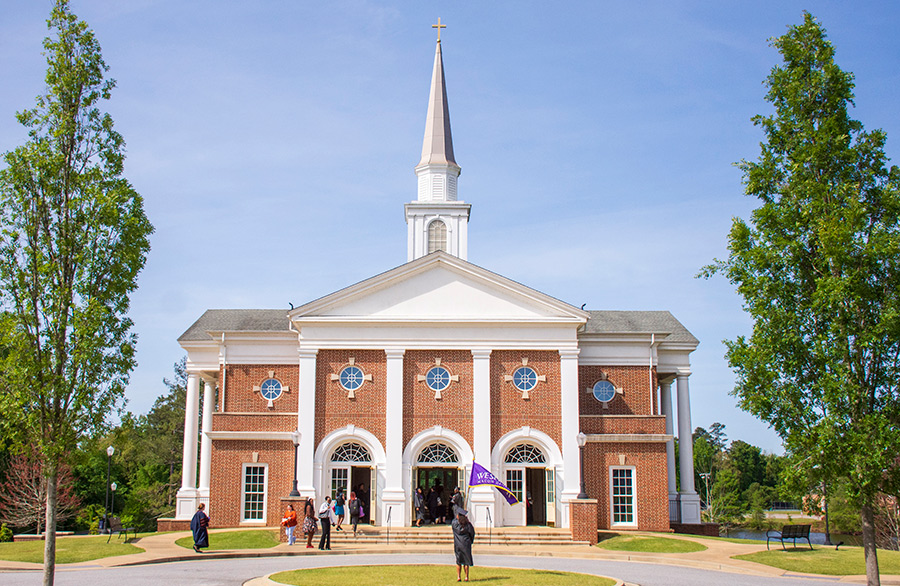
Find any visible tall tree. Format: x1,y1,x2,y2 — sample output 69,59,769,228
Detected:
703,13,900,585
0,2,152,583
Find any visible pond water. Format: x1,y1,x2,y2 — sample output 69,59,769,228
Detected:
722,528,862,547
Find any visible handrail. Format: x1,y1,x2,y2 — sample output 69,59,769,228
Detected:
485,506,493,546
386,506,392,545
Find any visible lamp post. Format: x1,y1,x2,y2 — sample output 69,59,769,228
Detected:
576,432,588,499
699,472,711,520
289,431,301,497
104,445,114,533
110,482,117,519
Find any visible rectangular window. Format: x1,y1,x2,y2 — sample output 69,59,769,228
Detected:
610,467,635,525
506,469,523,502
242,464,267,522
331,467,348,500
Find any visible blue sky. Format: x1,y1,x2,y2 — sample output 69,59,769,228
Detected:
2,1,899,455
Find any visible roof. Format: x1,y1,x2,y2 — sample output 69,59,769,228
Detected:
583,310,698,344
178,309,289,342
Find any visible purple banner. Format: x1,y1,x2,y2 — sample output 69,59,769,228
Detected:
469,461,519,505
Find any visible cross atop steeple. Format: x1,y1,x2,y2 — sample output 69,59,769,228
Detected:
432,17,446,42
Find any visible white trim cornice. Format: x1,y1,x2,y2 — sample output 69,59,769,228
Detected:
584,434,673,443
207,431,295,441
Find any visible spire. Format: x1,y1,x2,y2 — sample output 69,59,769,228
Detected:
417,36,458,170
407,21,469,262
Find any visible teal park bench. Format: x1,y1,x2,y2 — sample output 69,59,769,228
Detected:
766,524,813,550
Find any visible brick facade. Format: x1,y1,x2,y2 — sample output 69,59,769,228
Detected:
583,441,670,532
402,350,474,449
579,365,657,416
490,351,562,451
209,439,295,527
223,364,299,413
315,349,388,447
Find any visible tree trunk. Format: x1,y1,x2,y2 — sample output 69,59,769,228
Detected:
862,501,881,586
42,465,58,586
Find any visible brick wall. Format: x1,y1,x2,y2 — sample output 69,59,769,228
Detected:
209,439,295,527
224,364,299,413
490,350,561,451
213,413,296,432
569,499,599,544
315,349,387,447
403,350,474,449
583,441,670,532
579,365,657,416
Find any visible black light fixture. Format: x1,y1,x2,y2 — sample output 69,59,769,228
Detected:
577,432,588,499
104,445,114,533
289,431,301,497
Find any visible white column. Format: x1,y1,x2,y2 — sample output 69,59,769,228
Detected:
559,349,581,528
382,348,406,526
297,348,318,497
659,377,678,521
175,372,201,519
676,372,701,523
469,349,494,526
198,377,215,500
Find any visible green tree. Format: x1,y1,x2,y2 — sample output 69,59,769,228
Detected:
704,13,900,585
0,1,152,583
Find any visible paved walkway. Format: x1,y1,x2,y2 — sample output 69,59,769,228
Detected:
1,528,897,585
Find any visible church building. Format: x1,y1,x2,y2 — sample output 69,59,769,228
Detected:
169,28,702,534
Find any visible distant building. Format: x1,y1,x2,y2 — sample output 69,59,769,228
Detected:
169,31,701,532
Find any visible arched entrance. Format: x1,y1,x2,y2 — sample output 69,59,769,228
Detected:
503,443,553,526
328,441,375,525
413,442,461,524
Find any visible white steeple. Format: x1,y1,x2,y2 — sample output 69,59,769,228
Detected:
406,21,471,262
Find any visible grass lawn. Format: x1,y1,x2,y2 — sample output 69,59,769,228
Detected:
270,565,617,586
0,536,143,564
735,546,900,575
175,529,279,550
596,533,707,553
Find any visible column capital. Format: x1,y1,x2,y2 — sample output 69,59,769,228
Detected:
298,347,319,359
470,349,492,359
675,369,691,379
384,348,406,359
558,348,581,360
658,375,676,386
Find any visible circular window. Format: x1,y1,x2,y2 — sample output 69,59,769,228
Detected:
426,366,452,391
339,365,365,391
592,380,616,403
512,366,538,392
260,378,283,401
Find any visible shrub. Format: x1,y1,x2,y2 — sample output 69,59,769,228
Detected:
0,523,13,542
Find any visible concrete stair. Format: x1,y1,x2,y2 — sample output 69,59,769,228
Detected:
332,525,581,546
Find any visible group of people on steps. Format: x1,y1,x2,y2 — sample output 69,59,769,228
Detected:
190,481,475,581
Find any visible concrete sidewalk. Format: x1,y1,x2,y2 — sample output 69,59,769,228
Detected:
1,528,897,585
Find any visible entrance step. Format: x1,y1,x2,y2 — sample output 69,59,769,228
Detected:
333,525,580,546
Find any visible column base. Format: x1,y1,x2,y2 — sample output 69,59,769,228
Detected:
467,486,496,527
381,488,406,527
678,492,702,524
175,488,199,520
559,489,580,529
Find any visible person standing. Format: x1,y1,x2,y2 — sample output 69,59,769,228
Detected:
302,497,318,548
318,495,336,550
348,491,361,535
282,504,298,545
357,483,369,523
334,488,346,532
413,486,425,527
452,509,475,582
427,485,440,524
190,503,210,553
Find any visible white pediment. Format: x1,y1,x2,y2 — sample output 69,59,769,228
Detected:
290,253,588,324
